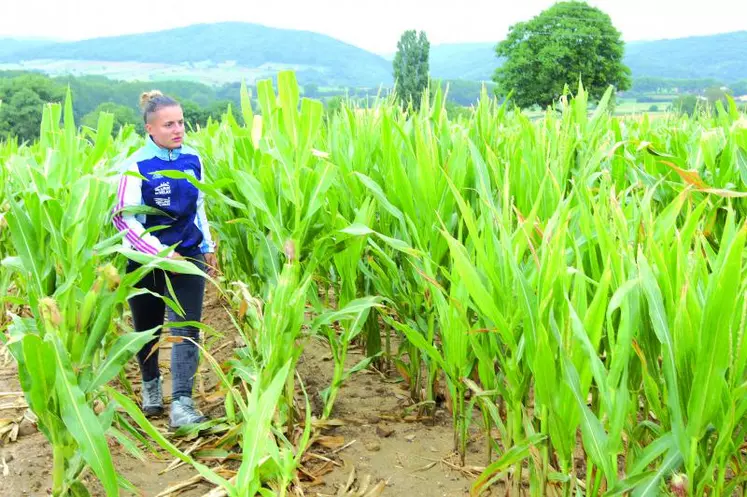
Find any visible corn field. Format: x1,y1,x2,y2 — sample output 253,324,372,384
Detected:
1,71,746,496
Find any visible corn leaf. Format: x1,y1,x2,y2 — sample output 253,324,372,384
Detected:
51,336,119,496
83,329,159,393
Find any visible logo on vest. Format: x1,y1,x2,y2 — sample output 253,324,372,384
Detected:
154,182,171,195
154,182,171,208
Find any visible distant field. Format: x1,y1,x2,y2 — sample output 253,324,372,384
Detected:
521,97,675,121
0,59,320,86
616,98,674,115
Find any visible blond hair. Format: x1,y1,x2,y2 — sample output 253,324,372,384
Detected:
139,90,179,123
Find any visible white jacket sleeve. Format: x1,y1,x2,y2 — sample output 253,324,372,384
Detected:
112,162,172,257
195,158,216,254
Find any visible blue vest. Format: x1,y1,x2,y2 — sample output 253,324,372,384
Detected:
133,137,206,257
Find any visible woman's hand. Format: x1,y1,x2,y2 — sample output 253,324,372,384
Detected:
204,252,218,277
169,252,185,261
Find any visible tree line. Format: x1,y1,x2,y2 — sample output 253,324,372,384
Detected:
392,2,632,111
391,1,747,113
629,77,747,96
0,72,249,142
0,70,504,142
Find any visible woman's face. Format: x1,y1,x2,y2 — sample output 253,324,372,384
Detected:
146,105,185,150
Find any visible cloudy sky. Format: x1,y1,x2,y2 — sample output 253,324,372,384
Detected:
2,0,745,54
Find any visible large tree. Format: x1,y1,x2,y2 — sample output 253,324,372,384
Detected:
393,30,430,110
0,74,65,142
493,1,631,109
81,102,140,132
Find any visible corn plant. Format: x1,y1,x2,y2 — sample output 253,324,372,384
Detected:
0,138,12,325
312,198,382,417
198,73,391,421
194,72,335,295
108,357,303,497
633,202,746,496
326,87,473,412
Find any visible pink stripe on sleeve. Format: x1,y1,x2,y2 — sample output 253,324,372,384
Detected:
113,216,159,255
112,175,161,255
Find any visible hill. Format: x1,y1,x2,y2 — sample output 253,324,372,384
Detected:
2,25,745,88
428,31,747,83
0,38,55,58
624,31,747,81
0,23,394,88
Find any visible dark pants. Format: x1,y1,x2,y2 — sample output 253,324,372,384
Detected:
126,254,206,400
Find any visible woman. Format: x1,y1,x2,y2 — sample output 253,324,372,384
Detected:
112,90,217,430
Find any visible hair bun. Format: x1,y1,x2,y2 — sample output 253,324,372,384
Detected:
139,90,179,124
139,90,164,110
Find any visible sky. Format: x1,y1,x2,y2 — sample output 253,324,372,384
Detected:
1,0,745,54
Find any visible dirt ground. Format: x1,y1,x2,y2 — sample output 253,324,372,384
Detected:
0,285,489,497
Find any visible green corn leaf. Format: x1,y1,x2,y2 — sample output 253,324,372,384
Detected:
256,78,277,119
302,162,336,222
471,433,546,496
567,299,610,411
5,195,45,299
83,329,159,393
441,230,513,348
384,315,447,372
51,336,119,496
562,355,615,482
69,480,93,497
687,220,745,438
240,79,254,128
106,387,232,491
311,296,383,331
342,354,381,382
278,71,300,145
84,111,113,170
604,471,658,497
637,250,688,462
21,334,56,420
353,172,406,225
116,474,140,496
532,331,557,411
340,223,420,256
237,361,292,493
108,427,146,462
632,446,683,497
